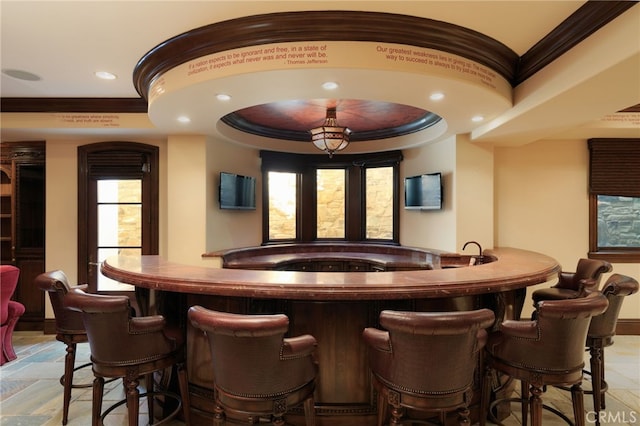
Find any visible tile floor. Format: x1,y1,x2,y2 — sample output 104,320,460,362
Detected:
1,331,638,425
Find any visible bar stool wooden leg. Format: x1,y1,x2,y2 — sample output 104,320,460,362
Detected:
213,402,225,426
521,380,529,426
177,362,191,425
376,389,386,426
457,406,471,425
390,404,404,425
479,365,490,426
92,377,104,426
303,395,316,426
529,384,543,426
590,345,605,413
124,375,140,426
571,383,586,426
61,343,76,425
144,372,154,424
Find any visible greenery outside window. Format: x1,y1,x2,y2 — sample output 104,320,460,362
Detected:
261,150,402,244
588,138,640,262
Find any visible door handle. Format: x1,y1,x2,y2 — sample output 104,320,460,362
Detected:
88,262,101,266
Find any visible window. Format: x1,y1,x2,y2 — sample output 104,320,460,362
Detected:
588,138,640,262
267,171,297,240
261,150,401,243
365,166,394,239
317,169,345,239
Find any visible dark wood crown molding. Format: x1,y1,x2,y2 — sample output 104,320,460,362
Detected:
133,10,519,100
0,97,147,113
620,104,640,113
516,1,637,85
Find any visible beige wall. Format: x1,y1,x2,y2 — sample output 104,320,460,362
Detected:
205,137,262,253
494,139,640,319
400,134,494,254
41,135,639,321
400,137,457,251
455,134,494,252
164,135,263,266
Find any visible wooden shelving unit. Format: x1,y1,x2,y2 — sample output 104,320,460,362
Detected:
0,141,45,330
0,167,12,264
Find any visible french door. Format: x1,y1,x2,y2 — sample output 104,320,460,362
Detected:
78,142,159,294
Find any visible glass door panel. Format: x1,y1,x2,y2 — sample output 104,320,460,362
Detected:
96,180,141,291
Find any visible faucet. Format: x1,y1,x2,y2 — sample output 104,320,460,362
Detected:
462,241,483,263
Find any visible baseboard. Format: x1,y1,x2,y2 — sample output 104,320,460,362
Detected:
616,319,640,335
15,320,43,332
43,318,57,335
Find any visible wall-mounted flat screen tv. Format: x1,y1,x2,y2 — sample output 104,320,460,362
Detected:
404,172,443,210
219,172,256,210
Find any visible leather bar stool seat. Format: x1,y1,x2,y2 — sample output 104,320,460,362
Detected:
188,306,318,426
555,274,638,425
65,289,191,426
35,270,100,425
363,308,495,426
531,258,611,305
480,291,609,426
585,274,638,417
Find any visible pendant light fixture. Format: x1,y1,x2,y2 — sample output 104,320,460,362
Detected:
310,107,351,157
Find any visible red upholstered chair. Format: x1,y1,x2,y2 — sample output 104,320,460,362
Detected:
35,270,96,425
188,306,318,426
64,289,191,426
363,308,495,426
1,265,25,365
531,258,612,305
480,291,609,426
582,274,638,418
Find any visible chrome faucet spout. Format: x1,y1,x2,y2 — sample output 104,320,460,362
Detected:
462,241,482,257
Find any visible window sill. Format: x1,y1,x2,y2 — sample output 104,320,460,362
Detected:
589,251,640,263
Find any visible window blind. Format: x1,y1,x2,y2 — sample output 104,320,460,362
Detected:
588,138,640,197
86,150,148,179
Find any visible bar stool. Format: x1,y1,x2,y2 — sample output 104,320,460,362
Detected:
585,274,638,416
531,258,611,305
35,270,97,425
555,274,638,424
64,288,191,426
480,291,609,426
188,306,318,426
363,308,495,426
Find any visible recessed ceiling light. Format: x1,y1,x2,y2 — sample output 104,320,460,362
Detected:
95,71,117,80
322,81,339,90
429,92,445,101
2,69,41,81
216,94,231,101
177,116,191,124
471,115,484,123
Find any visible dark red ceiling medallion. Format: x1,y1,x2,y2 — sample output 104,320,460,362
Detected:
222,99,442,142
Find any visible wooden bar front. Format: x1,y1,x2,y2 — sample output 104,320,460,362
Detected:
101,246,559,425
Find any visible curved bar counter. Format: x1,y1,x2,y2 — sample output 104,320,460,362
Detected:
101,246,559,426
